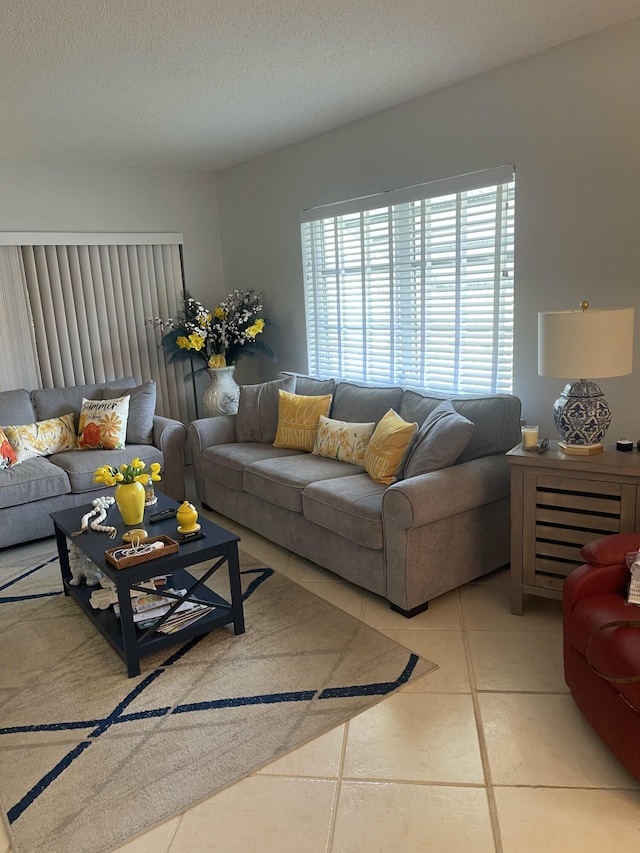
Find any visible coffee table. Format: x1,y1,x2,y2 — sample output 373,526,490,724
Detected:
50,493,245,677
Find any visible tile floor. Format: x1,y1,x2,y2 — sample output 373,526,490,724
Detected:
2,496,640,852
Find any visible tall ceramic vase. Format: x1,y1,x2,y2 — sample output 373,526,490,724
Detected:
115,482,146,525
202,366,240,416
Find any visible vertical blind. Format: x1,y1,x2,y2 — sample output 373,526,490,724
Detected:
0,234,192,425
0,246,41,392
300,165,515,395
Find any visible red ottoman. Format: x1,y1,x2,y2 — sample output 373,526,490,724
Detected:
563,532,640,781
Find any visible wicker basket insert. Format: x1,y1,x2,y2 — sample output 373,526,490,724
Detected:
105,535,179,570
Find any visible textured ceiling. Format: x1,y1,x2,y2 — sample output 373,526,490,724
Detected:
2,0,639,172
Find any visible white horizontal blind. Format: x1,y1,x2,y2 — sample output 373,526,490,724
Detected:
301,167,515,395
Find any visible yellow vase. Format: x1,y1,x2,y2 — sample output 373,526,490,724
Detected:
115,482,146,526
176,500,199,532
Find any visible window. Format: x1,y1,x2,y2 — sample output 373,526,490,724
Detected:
300,165,515,395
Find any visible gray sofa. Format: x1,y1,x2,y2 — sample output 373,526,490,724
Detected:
188,373,521,616
0,377,187,549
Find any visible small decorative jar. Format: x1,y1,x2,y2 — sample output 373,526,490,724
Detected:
176,500,199,533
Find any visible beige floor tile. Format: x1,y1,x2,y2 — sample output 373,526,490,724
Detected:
495,786,640,853
0,818,12,853
460,582,562,632
344,692,485,784
468,630,568,692
382,629,470,693
332,781,496,853
257,724,345,778
479,693,640,788
168,775,337,853
285,552,343,583
468,566,510,587
298,580,365,619
362,589,462,631
114,817,181,852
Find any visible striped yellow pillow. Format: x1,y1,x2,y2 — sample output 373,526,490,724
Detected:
364,409,418,485
273,391,332,452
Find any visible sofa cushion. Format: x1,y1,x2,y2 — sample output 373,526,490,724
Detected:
279,372,336,397
273,391,332,452
364,409,418,485
49,445,163,494
0,456,70,509
244,454,362,513
3,413,77,462
200,444,304,491
103,380,156,445
400,389,521,463
403,401,474,479
332,381,404,424
32,378,137,427
312,415,375,467
302,474,386,549
77,396,130,450
0,389,36,427
235,375,296,443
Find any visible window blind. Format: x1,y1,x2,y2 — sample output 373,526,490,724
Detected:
301,166,515,395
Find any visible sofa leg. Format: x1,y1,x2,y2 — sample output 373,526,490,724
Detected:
390,601,429,618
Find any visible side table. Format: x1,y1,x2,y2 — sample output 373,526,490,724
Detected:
506,442,640,614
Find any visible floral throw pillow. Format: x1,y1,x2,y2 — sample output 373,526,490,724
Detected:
0,426,18,468
77,396,130,450
312,415,375,467
3,414,77,463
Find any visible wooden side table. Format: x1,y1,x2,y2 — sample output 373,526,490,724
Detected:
506,442,640,614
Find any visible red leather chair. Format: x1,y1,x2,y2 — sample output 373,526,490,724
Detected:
563,532,640,781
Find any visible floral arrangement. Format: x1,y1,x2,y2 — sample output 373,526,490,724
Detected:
146,290,274,379
94,458,162,487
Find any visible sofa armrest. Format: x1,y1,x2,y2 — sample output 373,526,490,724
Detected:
188,415,237,455
383,455,510,530
562,533,640,618
153,415,187,502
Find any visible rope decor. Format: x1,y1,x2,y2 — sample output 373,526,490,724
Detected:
72,496,117,539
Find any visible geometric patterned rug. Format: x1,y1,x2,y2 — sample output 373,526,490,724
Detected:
0,545,435,853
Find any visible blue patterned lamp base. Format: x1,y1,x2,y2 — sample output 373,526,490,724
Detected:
552,380,611,454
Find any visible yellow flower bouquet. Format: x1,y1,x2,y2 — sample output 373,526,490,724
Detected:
94,458,162,487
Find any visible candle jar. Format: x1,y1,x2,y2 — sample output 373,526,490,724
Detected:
521,425,539,451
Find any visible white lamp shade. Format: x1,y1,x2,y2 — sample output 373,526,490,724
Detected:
538,307,634,379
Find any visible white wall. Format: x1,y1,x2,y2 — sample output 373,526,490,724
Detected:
0,161,224,306
216,19,640,442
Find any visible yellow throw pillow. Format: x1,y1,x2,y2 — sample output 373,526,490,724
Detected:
3,413,77,462
312,415,375,467
77,395,130,450
273,391,332,452
364,409,418,485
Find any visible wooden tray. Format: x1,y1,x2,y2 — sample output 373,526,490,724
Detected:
105,535,179,570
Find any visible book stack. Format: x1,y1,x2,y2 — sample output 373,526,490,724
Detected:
114,588,214,633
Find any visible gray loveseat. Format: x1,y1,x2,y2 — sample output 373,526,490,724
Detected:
0,377,187,549
188,373,521,616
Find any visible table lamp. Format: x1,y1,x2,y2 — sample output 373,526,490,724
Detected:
538,302,634,454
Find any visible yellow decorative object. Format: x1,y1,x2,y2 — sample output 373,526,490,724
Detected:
114,481,146,525
77,396,130,450
3,413,77,462
312,415,375,467
272,391,332,452
208,353,226,368
122,528,148,543
176,500,199,533
363,409,418,485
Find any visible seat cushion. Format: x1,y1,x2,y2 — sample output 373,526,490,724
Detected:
201,444,304,491
0,456,70,508
244,454,362,513
567,593,640,714
49,445,163,494
302,474,386,548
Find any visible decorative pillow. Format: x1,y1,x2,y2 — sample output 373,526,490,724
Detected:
403,400,475,479
77,396,130,450
312,415,375,467
103,380,156,445
0,426,18,468
3,414,77,463
236,376,296,444
272,391,332,452
363,409,418,485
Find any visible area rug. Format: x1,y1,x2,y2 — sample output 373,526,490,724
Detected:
0,543,436,853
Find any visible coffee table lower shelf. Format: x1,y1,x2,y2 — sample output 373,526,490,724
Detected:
64,569,237,671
